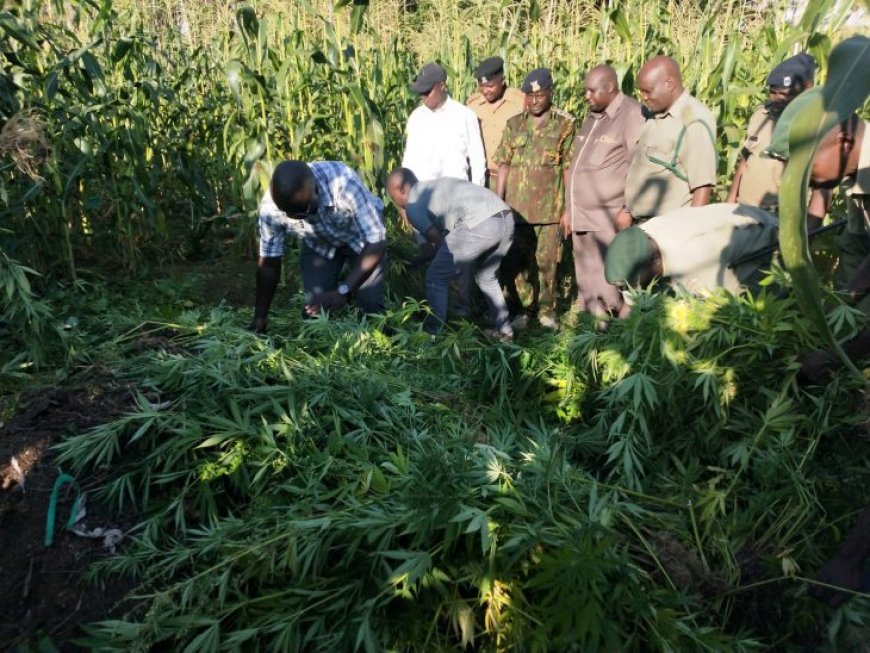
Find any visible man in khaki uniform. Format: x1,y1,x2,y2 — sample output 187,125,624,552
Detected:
562,64,646,317
726,54,829,227
495,68,576,329
466,56,525,190
617,56,717,230
604,203,779,303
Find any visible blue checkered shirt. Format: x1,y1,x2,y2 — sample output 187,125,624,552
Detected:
258,161,386,260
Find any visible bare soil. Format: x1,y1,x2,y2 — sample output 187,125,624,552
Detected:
0,377,137,650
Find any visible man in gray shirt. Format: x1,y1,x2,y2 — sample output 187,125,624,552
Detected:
386,167,515,339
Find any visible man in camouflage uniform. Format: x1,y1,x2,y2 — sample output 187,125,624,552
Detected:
495,68,575,329
725,53,829,229
466,56,526,190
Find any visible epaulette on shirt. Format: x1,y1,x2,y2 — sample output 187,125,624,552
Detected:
551,107,576,123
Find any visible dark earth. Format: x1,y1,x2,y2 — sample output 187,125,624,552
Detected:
0,379,136,650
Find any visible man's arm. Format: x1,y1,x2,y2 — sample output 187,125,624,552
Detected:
305,240,386,314
690,185,713,207
684,120,718,207
726,157,748,204
560,167,572,237
496,163,510,200
251,256,283,332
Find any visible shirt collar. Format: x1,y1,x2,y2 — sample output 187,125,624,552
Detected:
603,92,625,119
661,89,690,119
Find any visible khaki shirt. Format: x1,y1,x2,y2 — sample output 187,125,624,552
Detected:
566,93,646,231
467,87,525,172
495,107,576,224
736,106,785,210
640,203,778,294
845,121,870,236
625,90,718,218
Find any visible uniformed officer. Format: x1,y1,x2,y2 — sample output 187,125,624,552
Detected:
616,56,717,230
466,56,525,190
495,67,576,329
604,203,780,313
726,53,829,227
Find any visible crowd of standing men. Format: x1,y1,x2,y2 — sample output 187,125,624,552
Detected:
249,44,869,344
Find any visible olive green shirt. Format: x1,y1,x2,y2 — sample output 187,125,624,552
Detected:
467,87,526,173
736,106,785,211
495,107,576,224
640,203,779,294
624,90,717,219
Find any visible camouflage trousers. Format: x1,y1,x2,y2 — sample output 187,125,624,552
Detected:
499,222,563,318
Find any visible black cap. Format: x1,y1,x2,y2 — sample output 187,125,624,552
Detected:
411,62,447,94
768,53,815,88
473,56,504,82
521,68,553,93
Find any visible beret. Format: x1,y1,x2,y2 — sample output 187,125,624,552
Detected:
474,56,504,82
521,68,553,93
768,53,815,88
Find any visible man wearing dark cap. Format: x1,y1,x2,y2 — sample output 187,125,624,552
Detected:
250,160,387,332
402,61,486,186
466,56,525,190
562,64,646,319
617,56,717,230
726,53,828,225
495,67,576,329
604,203,779,310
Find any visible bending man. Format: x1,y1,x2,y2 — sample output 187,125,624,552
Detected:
251,160,387,332
386,167,514,340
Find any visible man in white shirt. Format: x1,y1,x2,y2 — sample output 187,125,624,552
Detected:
402,62,486,186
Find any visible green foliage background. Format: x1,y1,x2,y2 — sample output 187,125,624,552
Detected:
2,0,870,650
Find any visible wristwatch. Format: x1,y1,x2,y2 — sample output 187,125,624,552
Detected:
337,283,351,296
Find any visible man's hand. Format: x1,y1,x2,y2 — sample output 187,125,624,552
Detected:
249,317,269,334
304,290,348,316
797,348,836,385
614,208,633,232
559,212,571,238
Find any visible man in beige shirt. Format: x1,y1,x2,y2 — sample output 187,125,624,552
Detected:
727,54,815,210
617,56,717,229
561,65,646,317
466,56,525,190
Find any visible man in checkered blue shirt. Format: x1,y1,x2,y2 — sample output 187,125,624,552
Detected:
251,160,387,332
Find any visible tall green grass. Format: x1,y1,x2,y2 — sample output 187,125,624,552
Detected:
1,0,857,282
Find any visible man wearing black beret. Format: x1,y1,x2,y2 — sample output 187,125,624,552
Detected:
466,56,525,190
726,52,828,227
495,67,576,330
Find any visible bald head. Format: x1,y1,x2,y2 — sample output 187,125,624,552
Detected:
386,166,418,210
584,65,620,113
637,56,684,114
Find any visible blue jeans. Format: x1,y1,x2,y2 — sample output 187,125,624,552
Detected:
424,212,514,333
300,244,386,314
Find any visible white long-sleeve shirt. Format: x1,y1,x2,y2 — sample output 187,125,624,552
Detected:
402,96,486,186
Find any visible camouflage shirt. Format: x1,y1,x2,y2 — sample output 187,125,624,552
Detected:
495,107,576,224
